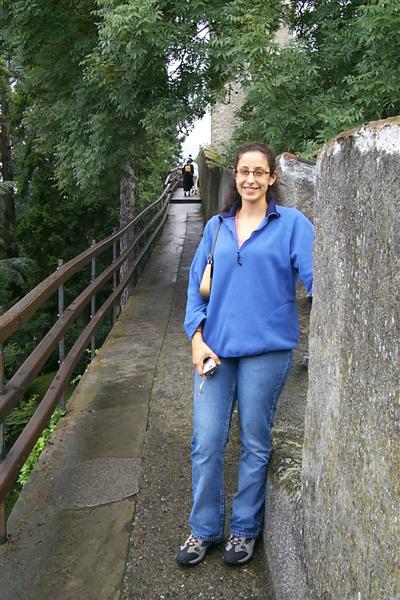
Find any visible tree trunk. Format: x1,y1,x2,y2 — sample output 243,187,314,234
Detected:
119,166,135,308
0,84,18,259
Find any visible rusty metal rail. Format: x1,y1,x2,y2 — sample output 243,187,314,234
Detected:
0,172,179,543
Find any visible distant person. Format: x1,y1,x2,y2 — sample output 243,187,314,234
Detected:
182,160,194,197
192,162,198,195
176,142,314,566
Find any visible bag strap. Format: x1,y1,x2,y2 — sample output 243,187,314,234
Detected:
207,219,222,263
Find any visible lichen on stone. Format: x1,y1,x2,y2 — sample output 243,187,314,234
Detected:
270,431,303,503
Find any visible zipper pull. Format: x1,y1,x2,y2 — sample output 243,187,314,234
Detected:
237,251,242,266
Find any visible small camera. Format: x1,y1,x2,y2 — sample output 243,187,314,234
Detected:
203,357,218,377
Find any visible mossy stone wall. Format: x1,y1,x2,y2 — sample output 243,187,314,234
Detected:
302,118,400,600
198,150,233,222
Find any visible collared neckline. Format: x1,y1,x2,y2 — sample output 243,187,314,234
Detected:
220,196,281,221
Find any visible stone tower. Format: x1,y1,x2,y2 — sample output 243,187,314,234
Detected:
210,82,246,152
210,27,290,151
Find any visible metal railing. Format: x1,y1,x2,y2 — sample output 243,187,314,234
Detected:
0,172,180,542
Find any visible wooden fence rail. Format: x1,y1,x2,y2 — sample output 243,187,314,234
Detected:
0,172,180,542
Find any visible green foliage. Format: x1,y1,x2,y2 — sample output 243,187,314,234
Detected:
0,257,33,307
27,372,60,400
4,0,398,293
134,134,181,210
210,0,282,82
4,394,40,450
17,407,62,485
0,181,14,195
15,154,117,281
342,1,400,118
7,0,223,205
3,311,55,379
0,0,230,320
4,369,78,450
4,391,59,517
4,369,79,506
5,485,20,519
0,0,256,519
214,0,400,156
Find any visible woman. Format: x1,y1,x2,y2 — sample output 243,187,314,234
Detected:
192,161,199,195
177,142,313,567
182,160,194,197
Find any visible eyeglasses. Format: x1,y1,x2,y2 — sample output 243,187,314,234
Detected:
235,167,270,178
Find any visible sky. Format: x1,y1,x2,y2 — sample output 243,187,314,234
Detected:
181,112,211,162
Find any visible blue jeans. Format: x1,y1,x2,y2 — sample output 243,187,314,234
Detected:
189,350,293,542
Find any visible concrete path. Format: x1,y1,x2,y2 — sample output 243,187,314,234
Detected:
171,187,201,203
0,204,270,600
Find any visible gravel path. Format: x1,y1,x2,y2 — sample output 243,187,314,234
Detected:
121,206,272,600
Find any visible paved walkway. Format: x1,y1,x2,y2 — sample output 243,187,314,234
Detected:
0,203,270,600
171,187,201,203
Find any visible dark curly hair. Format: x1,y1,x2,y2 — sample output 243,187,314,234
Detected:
223,142,282,212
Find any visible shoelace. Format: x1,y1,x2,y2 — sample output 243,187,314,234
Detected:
186,534,202,547
229,535,245,546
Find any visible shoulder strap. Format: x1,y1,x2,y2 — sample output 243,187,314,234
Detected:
208,219,222,262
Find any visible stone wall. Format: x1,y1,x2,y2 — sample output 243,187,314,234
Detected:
210,29,290,152
197,151,234,222
210,82,245,152
198,149,315,223
302,118,400,600
263,153,315,600
276,153,315,222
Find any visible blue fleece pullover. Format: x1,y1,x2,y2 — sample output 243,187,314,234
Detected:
183,199,314,358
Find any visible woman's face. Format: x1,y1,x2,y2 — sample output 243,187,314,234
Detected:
235,151,276,206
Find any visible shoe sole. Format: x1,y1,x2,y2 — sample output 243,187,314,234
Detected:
223,554,254,566
176,554,205,566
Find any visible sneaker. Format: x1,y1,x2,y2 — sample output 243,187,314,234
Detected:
176,533,213,566
223,535,256,566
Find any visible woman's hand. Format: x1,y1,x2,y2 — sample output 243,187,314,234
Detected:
191,332,220,376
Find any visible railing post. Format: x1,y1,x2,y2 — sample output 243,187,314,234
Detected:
57,259,66,413
112,229,118,324
90,240,96,359
0,305,7,543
